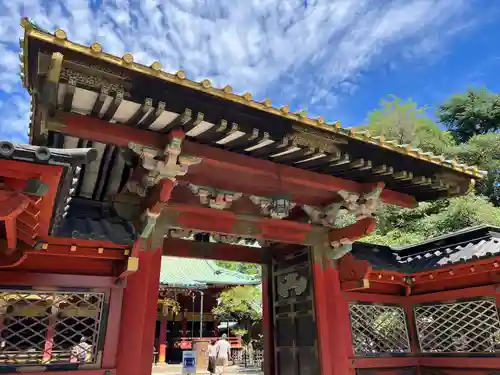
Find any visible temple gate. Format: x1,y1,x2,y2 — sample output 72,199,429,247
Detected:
0,17,496,375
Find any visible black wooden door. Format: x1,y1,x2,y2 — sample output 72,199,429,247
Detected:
271,249,319,375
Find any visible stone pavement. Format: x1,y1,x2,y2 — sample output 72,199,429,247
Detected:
151,363,263,375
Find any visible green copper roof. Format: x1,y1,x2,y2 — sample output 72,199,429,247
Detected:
159,256,259,288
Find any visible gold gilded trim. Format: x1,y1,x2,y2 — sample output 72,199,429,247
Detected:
19,18,485,179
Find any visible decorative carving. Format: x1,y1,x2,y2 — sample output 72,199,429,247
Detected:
249,195,296,219
60,67,125,93
277,272,307,299
291,125,347,146
338,183,383,220
167,229,194,239
127,136,201,195
289,131,340,153
301,202,343,227
188,184,242,210
212,233,241,244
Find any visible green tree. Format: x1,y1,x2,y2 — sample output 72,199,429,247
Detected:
216,261,262,277
445,133,500,205
361,95,455,154
437,88,500,143
212,286,262,324
364,194,500,246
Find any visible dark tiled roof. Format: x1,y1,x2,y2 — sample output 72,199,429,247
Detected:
0,141,97,165
54,198,136,245
352,226,500,273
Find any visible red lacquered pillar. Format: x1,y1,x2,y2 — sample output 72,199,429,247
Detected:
158,313,168,363
116,249,162,375
42,308,58,363
312,246,354,375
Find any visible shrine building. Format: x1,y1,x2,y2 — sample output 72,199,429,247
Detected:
0,17,496,375
155,256,258,363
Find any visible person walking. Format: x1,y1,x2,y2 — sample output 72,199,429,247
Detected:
214,334,232,374
207,340,217,375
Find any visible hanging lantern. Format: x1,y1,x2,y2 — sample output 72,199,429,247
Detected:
270,194,292,219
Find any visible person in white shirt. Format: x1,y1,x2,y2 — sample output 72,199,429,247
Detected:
207,340,217,375
214,334,232,374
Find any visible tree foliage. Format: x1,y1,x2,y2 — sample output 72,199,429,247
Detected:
362,95,455,154
215,261,262,277
437,88,500,143
364,194,500,246
358,91,500,247
444,133,500,205
212,286,262,323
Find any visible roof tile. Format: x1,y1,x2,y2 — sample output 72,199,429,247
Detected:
159,256,259,287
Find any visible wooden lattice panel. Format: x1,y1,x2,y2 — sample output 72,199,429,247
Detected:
414,298,500,354
0,289,107,367
349,303,411,355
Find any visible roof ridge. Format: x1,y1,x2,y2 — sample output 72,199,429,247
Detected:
390,225,500,252
19,17,486,179
209,261,259,281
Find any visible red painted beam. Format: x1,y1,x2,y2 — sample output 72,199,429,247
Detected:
0,249,27,268
351,357,418,369
163,203,315,245
418,357,500,369
407,284,499,304
342,291,405,304
0,270,116,288
329,217,376,244
39,235,129,249
57,113,417,208
163,238,267,263
24,243,127,260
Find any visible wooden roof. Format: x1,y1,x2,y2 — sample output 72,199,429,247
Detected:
20,18,485,202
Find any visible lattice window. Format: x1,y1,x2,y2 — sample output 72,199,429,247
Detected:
0,289,106,367
349,303,411,355
414,298,500,354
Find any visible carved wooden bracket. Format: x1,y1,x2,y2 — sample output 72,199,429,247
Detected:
338,253,372,291
249,195,296,219
188,184,242,210
0,184,37,250
338,182,384,220
302,202,343,227
127,130,201,196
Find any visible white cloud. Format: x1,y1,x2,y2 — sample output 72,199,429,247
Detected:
0,0,479,142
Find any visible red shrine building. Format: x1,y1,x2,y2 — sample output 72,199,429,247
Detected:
0,17,497,375
155,256,258,363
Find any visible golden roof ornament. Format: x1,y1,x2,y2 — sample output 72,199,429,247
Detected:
90,42,102,53
54,29,67,40
150,61,162,71
201,79,211,88
122,53,134,64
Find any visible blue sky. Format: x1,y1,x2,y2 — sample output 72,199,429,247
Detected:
0,0,499,143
